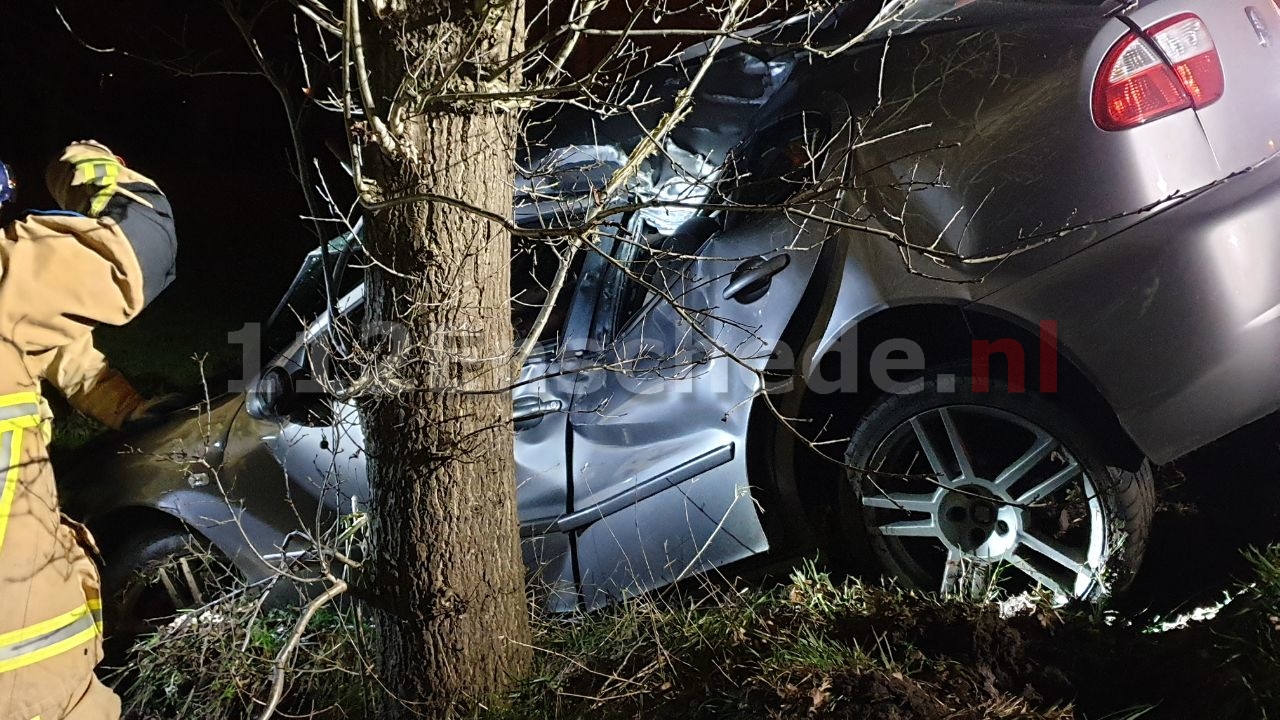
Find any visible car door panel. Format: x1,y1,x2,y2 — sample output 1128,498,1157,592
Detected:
511,354,578,610
570,205,829,606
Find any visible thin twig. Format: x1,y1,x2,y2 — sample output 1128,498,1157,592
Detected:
258,577,350,720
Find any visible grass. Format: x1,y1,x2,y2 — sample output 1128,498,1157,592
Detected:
115,545,1280,720
493,564,1076,720
120,595,377,720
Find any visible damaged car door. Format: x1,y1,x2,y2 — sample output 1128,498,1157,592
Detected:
564,102,845,606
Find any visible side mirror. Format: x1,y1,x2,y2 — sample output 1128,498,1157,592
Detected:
250,287,368,426
246,366,298,420
245,360,335,426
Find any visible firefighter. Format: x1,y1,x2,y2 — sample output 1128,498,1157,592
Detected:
0,160,171,434
0,142,177,720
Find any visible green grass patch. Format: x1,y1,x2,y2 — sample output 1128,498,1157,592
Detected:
118,549,1280,720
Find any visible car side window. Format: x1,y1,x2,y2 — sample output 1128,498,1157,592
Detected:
722,111,831,229
511,236,587,348
606,229,669,340
607,214,729,341
595,113,832,346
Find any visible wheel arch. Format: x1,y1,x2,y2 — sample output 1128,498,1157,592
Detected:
961,304,1143,470
746,301,1145,553
88,505,195,559
86,505,262,587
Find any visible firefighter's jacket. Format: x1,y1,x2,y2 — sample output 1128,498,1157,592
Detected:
0,143,176,720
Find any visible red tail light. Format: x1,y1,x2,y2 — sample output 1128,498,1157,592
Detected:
1093,14,1224,131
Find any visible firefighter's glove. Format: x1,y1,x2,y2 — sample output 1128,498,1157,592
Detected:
121,392,189,433
69,368,183,432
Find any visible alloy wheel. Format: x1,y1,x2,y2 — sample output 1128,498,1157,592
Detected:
855,405,1107,601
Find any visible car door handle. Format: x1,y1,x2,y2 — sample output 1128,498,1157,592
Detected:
723,254,790,303
513,396,563,430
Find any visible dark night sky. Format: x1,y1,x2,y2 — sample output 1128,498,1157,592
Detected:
2,1,336,384
1,0,868,388
0,0,697,387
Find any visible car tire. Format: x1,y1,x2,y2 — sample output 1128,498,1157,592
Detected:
838,370,1154,602
99,524,237,665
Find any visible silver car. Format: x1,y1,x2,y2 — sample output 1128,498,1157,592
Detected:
62,0,1280,633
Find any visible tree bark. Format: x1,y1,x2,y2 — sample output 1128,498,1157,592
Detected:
356,2,531,717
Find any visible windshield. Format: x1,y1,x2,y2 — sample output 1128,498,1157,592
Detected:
264,221,365,356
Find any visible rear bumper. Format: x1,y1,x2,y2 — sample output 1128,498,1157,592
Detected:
980,155,1280,463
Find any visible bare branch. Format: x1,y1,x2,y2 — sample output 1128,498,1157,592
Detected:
258,576,350,720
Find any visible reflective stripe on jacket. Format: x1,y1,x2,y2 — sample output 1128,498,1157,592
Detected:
0,393,41,557
0,599,101,676
0,393,103,680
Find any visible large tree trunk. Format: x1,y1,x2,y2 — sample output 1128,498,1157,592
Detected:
357,2,531,717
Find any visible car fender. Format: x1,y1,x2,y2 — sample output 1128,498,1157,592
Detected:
60,396,297,584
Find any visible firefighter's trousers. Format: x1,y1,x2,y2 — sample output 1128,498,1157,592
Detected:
0,390,118,720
